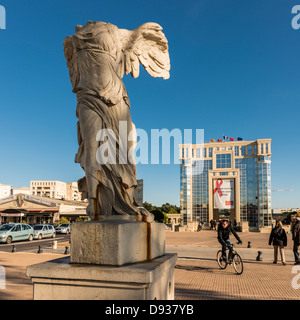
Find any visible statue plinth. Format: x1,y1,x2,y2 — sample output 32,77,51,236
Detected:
70,218,165,266
26,219,177,300
26,253,177,300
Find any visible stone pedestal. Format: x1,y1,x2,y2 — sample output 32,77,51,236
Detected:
26,253,177,300
26,218,176,300
70,218,165,266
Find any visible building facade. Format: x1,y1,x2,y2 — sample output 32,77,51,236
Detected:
0,194,60,224
31,181,67,199
0,183,12,198
180,139,272,229
0,193,88,224
12,186,31,196
30,180,82,201
66,182,81,202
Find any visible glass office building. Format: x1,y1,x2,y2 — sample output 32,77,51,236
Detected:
180,139,272,229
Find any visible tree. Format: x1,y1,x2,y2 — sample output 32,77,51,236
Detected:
59,217,70,224
167,207,178,214
143,201,156,212
151,209,165,223
143,201,180,222
161,203,180,214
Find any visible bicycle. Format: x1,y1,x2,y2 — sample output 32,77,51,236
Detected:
216,242,244,275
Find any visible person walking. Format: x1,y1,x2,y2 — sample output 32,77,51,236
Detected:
269,220,287,265
292,217,300,265
290,215,296,234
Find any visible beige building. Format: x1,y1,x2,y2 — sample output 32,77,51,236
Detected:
0,183,12,198
180,138,272,230
66,182,81,201
31,181,67,199
167,213,183,225
30,180,82,201
0,193,88,224
0,194,60,224
12,186,31,196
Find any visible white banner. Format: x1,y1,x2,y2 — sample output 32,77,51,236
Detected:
213,178,234,209
24,195,58,207
0,195,15,205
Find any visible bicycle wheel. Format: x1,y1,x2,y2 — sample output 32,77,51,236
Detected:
232,252,243,275
217,250,227,269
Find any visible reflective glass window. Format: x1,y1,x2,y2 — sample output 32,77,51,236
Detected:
241,146,245,156
235,146,239,156
216,154,231,169
247,145,252,156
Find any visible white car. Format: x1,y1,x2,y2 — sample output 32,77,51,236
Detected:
33,224,56,240
55,223,71,234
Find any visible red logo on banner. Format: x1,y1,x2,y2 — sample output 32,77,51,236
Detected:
213,179,223,197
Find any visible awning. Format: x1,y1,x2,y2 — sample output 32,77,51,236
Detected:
1,213,24,217
60,210,87,216
1,209,29,214
27,209,59,212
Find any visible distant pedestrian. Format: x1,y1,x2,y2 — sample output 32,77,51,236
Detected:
197,221,203,231
292,217,300,265
290,215,296,234
269,220,287,265
213,220,217,230
210,219,214,230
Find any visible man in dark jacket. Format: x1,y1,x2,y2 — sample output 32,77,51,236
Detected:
218,220,242,261
292,217,300,265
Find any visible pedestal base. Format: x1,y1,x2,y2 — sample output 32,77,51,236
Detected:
26,253,177,300
70,219,165,266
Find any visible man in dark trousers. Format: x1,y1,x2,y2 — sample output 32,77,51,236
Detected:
292,217,300,265
218,219,242,262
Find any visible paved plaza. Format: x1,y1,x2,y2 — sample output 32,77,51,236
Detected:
166,230,300,300
0,230,299,300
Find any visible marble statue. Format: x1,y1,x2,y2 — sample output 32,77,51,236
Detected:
63,21,170,221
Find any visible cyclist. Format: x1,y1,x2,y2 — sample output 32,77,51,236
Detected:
218,219,242,262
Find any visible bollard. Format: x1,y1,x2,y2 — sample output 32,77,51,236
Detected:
247,241,252,248
256,251,262,261
64,246,70,255
11,245,16,253
37,245,43,254
52,241,57,249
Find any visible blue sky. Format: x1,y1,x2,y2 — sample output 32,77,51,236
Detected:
0,0,299,208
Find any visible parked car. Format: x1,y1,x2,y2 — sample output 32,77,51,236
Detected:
0,223,34,244
55,223,71,234
33,224,56,240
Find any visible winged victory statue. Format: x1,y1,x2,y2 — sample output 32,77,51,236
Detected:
63,21,170,222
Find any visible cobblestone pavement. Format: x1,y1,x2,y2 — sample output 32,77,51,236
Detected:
166,230,300,300
174,259,300,300
165,229,294,250
0,252,64,300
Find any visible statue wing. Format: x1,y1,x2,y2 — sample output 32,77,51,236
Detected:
63,36,79,89
120,23,170,79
